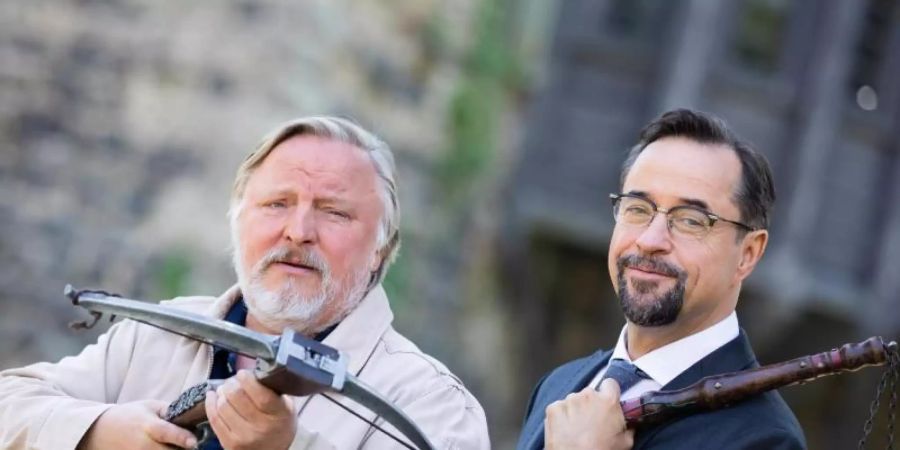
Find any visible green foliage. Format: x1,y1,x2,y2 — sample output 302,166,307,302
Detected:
152,251,192,299
438,80,498,200
734,0,787,73
382,242,411,316
436,0,522,210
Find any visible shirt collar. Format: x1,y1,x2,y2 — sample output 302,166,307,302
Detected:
207,284,395,377
610,311,739,387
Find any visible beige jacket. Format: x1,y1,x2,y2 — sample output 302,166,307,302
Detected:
0,285,490,450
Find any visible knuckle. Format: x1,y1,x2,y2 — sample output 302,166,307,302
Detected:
228,375,244,388
221,381,237,397
237,369,254,383
217,395,230,411
545,401,561,415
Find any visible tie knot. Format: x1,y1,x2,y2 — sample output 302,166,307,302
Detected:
598,358,649,393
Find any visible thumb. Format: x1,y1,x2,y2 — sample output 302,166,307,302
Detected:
144,416,199,449
598,378,622,399
141,399,199,449
144,399,172,418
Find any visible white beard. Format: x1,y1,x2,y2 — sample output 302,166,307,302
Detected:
233,240,372,335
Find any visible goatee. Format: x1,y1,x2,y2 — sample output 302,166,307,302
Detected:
616,254,686,326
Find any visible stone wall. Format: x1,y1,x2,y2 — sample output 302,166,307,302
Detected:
0,0,483,373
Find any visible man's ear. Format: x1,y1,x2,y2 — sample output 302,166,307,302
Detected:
735,229,768,283
366,246,387,289
369,246,385,273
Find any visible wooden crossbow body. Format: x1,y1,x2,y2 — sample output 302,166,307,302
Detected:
65,286,898,449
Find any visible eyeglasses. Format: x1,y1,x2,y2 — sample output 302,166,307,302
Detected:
609,193,757,239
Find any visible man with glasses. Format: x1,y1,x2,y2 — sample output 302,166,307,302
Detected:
517,109,806,449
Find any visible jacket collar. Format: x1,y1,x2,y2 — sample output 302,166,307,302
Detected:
523,331,758,450
320,285,393,376
203,284,394,376
548,349,613,402
630,330,759,448
204,284,242,319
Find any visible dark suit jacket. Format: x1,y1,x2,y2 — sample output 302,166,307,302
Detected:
516,330,806,450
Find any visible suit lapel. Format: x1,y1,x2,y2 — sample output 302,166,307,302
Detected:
661,329,758,391
523,349,613,450
635,329,759,448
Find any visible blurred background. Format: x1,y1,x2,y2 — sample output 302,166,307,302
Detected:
1,0,899,448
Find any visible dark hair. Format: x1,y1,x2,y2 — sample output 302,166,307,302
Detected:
620,109,775,233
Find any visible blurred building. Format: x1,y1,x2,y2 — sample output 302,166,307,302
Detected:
501,0,900,448
2,0,899,448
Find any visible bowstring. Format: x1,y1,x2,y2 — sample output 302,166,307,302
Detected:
70,287,421,449
319,393,416,450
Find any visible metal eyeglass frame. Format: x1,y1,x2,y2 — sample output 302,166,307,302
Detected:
608,193,757,235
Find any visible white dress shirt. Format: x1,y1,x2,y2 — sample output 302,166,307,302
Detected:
589,312,739,400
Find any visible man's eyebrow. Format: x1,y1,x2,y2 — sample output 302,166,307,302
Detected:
624,191,711,210
679,198,710,210
314,196,353,207
625,190,650,199
258,187,294,198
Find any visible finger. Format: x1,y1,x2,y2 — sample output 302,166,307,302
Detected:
543,418,553,448
545,399,570,423
615,429,635,450
545,400,562,416
597,379,628,429
206,390,234,441
234,370,283,414
143,416,198,449
215,382,260,436
218,376,258,423
574,386,597,402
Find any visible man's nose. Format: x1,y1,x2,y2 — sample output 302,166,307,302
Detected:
284,205,317,245
634,213,673,254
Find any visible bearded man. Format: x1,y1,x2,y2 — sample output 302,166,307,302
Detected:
0,117,490,450
516,109,806,450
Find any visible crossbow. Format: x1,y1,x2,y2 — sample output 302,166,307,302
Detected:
64,285,436,450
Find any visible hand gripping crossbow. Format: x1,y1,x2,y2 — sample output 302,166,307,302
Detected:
64,286,436,450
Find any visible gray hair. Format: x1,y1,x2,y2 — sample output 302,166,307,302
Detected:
229,116,401,286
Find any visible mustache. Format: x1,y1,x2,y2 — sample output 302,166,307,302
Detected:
255,246,329,276
617,254,684,278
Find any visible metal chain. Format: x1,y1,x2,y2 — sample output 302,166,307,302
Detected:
859,347,898,450
886,350,897,449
